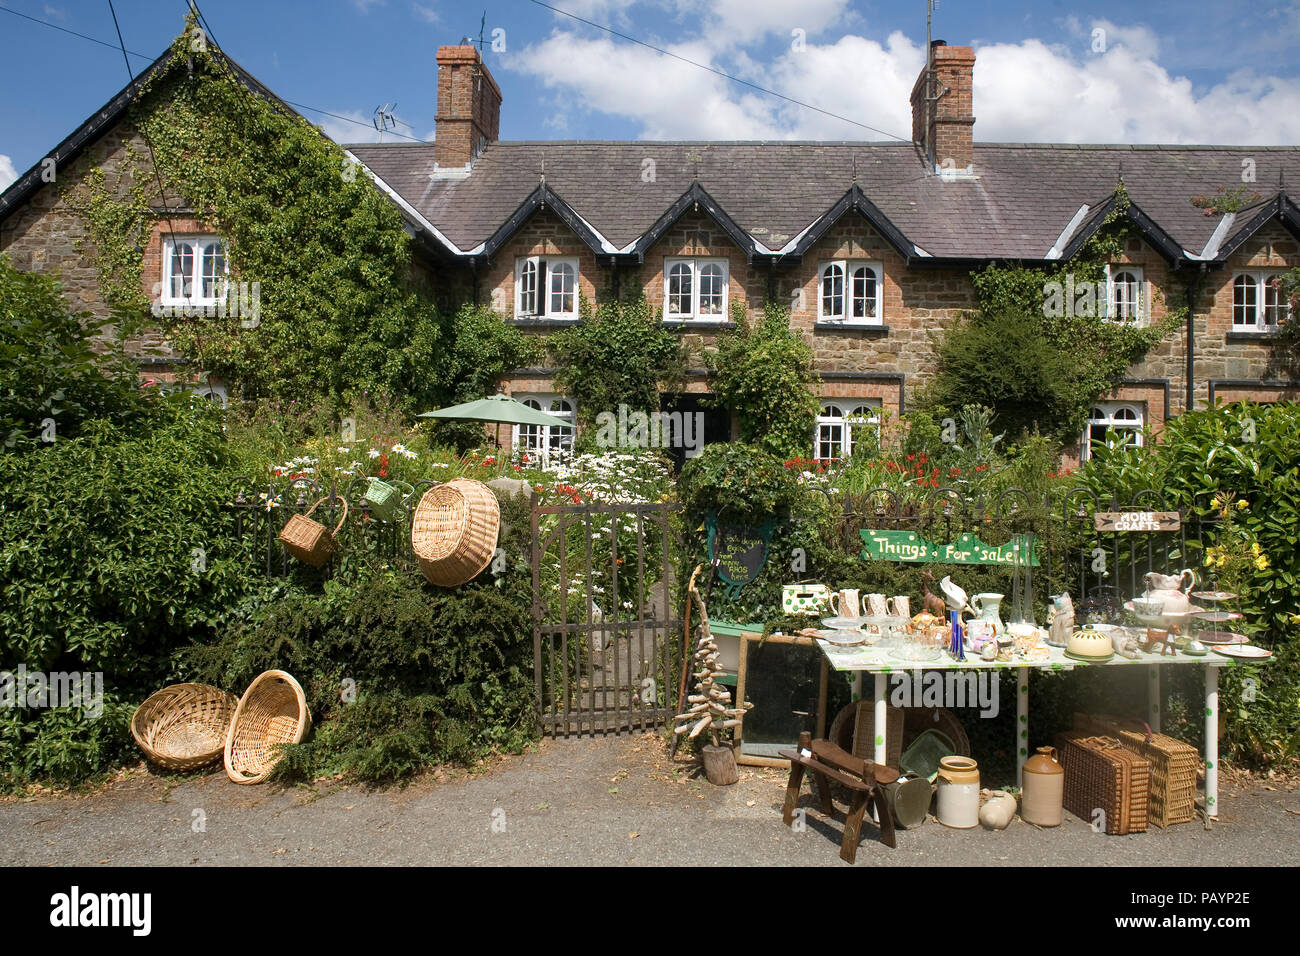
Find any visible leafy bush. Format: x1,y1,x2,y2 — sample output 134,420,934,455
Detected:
184,568,536,784
551,295,688,430
677,442,803,525
0,399,261,785
706,301,820,458
0,255,149,450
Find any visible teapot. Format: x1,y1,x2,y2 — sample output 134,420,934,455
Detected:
1142,569,1196,616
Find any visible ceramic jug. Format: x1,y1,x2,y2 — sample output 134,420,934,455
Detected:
964,592,1005,637
1142,569,1196,616
936,756,980,829
1021,746,1064,827
830,588,861,618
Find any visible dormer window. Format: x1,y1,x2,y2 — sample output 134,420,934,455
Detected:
516,256,579,319
1104,265,1144,324
818,260,881,324
664,258,728,320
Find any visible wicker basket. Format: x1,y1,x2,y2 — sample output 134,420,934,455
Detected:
1056,731,1150,834
1074,714,1198,827
131,683,237,772
279,497,348,568
224,670,311,785
410,478,500,586
830,700,905,768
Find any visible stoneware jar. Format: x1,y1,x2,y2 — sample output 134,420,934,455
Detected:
1021,745,1064,827
936,756,980,829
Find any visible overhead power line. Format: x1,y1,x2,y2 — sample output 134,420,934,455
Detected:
528,0,912,142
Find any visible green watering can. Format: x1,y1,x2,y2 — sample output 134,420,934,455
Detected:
363,478,414,521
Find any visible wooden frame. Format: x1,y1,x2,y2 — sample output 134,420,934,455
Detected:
734,632,829,768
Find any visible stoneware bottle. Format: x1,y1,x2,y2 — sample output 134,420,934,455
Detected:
936,756,980,829
1021,746,1064,827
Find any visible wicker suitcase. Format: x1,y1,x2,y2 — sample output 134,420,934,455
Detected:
1056,731,1151,834
1073,714,1198,827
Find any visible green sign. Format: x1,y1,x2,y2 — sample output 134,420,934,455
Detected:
706,515,775,598
860,529,1039,566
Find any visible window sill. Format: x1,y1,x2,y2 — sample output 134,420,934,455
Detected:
661,319,736,329
1226,330,1281,342
510,317,582,328
814,322,889,334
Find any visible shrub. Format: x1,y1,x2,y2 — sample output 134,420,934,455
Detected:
706,301,820,458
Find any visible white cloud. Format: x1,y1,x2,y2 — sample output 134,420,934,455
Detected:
506,20,1300,145
314,109,404,145
0,155,18,192
412,2,439,25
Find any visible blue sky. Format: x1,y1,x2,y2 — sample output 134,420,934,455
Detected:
2,0,1299,187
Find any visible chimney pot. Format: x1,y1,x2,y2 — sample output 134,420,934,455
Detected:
910,44,976,173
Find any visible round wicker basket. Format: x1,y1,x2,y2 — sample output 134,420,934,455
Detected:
223,670,311,785
410,478,500,587
131,683,237,772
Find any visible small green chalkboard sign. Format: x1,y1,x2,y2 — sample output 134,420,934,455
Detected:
705,514,775,598
860,529,1040,566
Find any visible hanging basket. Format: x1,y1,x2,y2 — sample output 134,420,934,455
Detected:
278,496,347,567
223,670,311,785
131,683,238,772
410,478,500,587
363,478,414,522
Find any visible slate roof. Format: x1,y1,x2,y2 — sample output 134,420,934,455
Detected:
346,140,1300,264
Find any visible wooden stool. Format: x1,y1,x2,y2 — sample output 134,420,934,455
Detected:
777,731,900,863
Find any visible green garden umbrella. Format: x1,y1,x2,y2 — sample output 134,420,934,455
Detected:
416,393,571,428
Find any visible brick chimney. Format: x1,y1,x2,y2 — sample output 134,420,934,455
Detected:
910,41,976,173
434,45,502,170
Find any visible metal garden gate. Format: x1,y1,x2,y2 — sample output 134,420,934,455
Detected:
530,501,684,736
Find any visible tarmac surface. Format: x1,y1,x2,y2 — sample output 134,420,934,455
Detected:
1,734,1296,866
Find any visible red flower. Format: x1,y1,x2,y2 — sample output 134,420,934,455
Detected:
930,479,938,487
513,464,522,472
906,454,915,462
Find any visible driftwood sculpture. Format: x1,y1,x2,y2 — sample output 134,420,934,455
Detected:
673,565,750,784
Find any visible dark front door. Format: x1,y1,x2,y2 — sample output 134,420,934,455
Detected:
659,393,731,470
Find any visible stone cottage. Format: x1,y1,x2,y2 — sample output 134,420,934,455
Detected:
3,35,1298,460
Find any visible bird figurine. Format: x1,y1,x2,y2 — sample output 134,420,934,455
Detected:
939,575,970,614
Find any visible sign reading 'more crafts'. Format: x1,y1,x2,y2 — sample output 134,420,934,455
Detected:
860,530,1040,566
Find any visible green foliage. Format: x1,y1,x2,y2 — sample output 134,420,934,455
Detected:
550,295,688,429
63,26,529,418
1190,185,1262,215
0,256,149,449
1078,401,1300,768
705,301,820,458
0,399,261,786
924,199,1176,442
184,569,536,784
677,442,802,525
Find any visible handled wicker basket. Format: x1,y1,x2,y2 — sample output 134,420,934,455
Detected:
279,496,348,567
131,683,238,772
410,478,500,587
224,670,311,785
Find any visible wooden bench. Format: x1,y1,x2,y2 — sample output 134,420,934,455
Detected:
777,731,900,863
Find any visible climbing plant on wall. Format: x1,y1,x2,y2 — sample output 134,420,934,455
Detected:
925,185,1179,441
62,20,525,416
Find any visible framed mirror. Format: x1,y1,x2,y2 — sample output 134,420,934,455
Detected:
735,633,828,767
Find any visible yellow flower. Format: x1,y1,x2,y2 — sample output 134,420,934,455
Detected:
1255,556,1269,571
1236,499,1248,510
1252,542,1262,555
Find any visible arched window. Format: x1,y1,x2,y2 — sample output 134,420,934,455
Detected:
667,261,693,316
698,262,724,315
517,258,538,315
1108,269,1142,323
549,261,576,316
815,404,845,461
819,260,881,323
514,395,576,462
1233,272,1287,329
1084,403,1143,460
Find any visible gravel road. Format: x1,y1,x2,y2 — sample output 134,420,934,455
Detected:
2,735,1295,866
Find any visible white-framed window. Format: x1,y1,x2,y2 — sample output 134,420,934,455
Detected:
1232,271,1289,330
1083,402,1144,460
814,401,881,462
818,260,882,324
663,258,728,320
1104,265,1144,323
512,395,576,462
515,256,579,319
162,236,227,306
